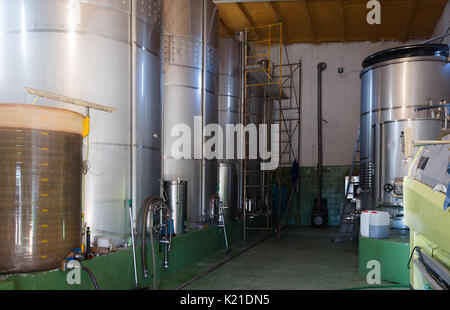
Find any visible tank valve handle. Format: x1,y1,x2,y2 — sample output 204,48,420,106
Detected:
384,184,394,193
60,248,83,272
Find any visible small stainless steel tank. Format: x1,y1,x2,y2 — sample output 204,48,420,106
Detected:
163,180,188,235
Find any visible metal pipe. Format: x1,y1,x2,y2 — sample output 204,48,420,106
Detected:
238,30,246,241
128,203,139,289
129,0,138,291
317,63,327,212
200,0,206,222
297,60,302,225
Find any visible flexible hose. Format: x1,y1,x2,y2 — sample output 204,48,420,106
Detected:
142,196,160,278
80,266,99,290
141,196,172,290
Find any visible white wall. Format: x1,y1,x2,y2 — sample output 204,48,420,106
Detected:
432,1,450,44
271,40,421,167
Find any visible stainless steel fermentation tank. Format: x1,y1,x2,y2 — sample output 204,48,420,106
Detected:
360,44,450,210
218,38,241,221
0,0,163,246
162,0,219,229
163,180,188,235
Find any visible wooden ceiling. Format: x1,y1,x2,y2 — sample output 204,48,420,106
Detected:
215,0,448,44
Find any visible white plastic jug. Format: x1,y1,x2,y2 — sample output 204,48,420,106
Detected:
369,211,390,239
360,210,371,237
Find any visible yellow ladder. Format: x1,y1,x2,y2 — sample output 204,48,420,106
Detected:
242,23,284,236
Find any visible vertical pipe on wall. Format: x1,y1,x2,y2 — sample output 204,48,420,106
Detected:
238,31,246,240
201,0,206,221
129,0,137,289
317,62,327,213
297,60,302,225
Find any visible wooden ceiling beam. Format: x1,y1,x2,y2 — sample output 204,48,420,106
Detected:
219,18,233,37
233,2,263,39
264,2,290,43
264,2,280,23
231,2,251,27
216,0,445,44
299,0,317,42
401,0,416,42
337,0,347,42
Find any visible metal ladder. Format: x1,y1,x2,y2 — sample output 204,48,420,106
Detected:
217,200,231,255
333,124,360,242
242,23,284,238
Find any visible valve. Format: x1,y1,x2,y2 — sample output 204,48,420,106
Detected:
384,183,394,193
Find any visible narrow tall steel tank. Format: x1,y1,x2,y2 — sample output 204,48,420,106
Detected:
0,0,163,246
0,104,83,274
218,38,241,221
360,44,450,209
162,0,219,229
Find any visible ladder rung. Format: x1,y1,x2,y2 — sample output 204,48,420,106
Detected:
247,39,270,45
246,54,269,59
244,97,265,102
245,68,270,73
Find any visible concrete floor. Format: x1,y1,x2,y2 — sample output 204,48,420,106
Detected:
160,227,405,290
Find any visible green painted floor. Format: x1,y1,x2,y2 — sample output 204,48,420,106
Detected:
160,227,407,290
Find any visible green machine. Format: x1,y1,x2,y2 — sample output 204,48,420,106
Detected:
404,142,450,290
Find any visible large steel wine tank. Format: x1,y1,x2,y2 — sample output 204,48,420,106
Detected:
360,44,450,209
218,37,241,221
0,104,83,274
162,0,219,229
0,0,163,246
